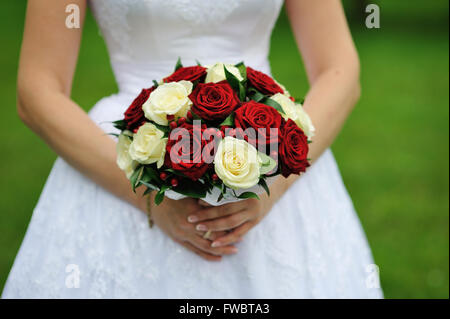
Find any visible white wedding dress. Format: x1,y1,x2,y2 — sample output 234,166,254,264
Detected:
2,0,383,299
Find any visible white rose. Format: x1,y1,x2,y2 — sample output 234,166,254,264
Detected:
116,132,138,178
205,62,243,83
142,81,193,125
129,123,167,167
271,93,315,139
214,136,261,190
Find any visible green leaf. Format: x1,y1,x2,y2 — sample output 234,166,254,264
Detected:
153,122,170,134
174,57,183,71
224,66,246,101
139,171,151,184
164,168,189,179
247,88,287,115
171,179,208,199
154,185,169,205
130,166,144,193
219,113,235,127
235,61,247,81
142,166,162,184
238,192,260,200
258,152,277,175
239,83,246,101
152,80,159,88
221,183,228,194
216,183,228,202
262,98,285,115
141,181,159,192
224,66,240,89
154,192,164,205
248,89,266,103
112,119,127,131
145,166,160,180
258,178,270,197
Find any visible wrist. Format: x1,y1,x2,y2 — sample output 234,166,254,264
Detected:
266,175,298,206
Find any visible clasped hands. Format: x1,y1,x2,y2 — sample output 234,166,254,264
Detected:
148,194,273,261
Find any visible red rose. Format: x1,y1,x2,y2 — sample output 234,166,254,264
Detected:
189,81,240,121
163,66,207,83
234,100,284,146
279,119,310,177
247,67,284,96
165,122,212,181
124,87,154,131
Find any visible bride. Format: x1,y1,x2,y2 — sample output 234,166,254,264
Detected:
2,0,382,298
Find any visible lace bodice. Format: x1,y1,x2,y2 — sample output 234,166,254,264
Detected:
89,0,284,94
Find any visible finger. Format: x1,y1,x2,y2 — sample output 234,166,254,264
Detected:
196,211,249,232
211,222,254,247
187,201,248,223
175,239,222,262
195,230,228,241
189,236,238,256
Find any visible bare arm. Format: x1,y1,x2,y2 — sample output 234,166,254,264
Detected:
17,0,144,209
192,0,361,245
270,0,361,198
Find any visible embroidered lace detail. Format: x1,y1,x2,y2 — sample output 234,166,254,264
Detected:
161,0,244,27
89,0,134,55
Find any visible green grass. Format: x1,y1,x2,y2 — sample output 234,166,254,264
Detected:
0,2,448,298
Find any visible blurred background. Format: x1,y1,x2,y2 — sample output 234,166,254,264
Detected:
0,1,448,298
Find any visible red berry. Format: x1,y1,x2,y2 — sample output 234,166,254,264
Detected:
159,172,168,181
187,111,193,121
133,128,139,133
169,121,178,130
212,174,219,182
167,114,175,121
170,178,178,187
178,117,186,125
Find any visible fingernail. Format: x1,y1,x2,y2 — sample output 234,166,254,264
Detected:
196,224,208,231
211,241,221,248
187,215,198,223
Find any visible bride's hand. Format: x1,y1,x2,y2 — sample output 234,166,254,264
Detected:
188,195,274,248
145,195,238,261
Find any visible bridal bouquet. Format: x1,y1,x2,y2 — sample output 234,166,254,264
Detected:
113,59,315,205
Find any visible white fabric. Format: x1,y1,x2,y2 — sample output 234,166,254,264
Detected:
2,0,383,298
